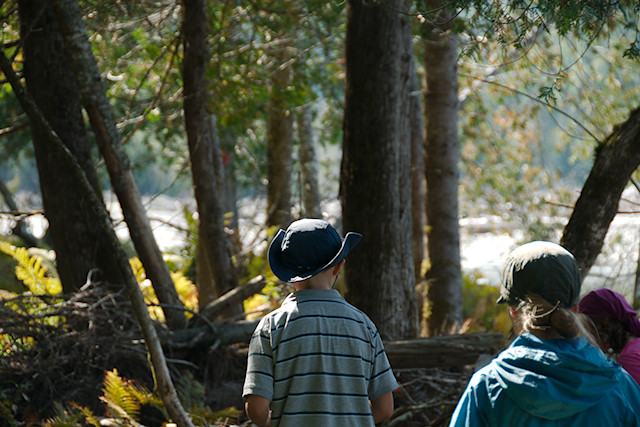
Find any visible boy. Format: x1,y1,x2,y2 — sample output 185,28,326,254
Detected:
243,218,398,426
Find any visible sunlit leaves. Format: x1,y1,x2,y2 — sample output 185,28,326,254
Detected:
129,256,197,321
0,241,61,295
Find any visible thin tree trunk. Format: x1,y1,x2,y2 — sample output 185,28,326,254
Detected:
51,0,187,329
0,50,194,427
342,0,418,340
423,2,463,335
221,134,243,256
182,0,239,316
296,104,322,219
409,59,426,285
18,0,124,290
266,39,294,229
561,106,640,279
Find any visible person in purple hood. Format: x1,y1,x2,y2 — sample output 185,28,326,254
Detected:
579,288,640,384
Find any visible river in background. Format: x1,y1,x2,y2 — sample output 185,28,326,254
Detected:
2,188,639,302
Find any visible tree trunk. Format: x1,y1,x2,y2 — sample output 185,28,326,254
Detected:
561,106,640,279
409,58,426,285
342,0,418,340
18,0,124,291
0,50,194,427
221,134,243,256
423,2,463,335
182,0,239,316
296,104,322,219
266,40,294,229
51,0,187,330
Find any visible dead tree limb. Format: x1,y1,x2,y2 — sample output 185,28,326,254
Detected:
199,275,266,321
384,332,505,369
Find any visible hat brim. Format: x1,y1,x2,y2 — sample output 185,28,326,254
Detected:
268,230,362,283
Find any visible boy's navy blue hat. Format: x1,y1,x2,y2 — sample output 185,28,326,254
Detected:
497,241,581,308
268,218,362,283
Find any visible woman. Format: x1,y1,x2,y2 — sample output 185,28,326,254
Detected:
579,288,640,384
449,241,640,426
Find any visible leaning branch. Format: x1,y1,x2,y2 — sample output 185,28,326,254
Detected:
0,49,194,427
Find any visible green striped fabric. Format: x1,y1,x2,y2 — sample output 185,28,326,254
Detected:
243,289,399,427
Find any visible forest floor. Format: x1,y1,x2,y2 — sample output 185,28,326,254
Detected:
220,346,472,426
0,280,472,426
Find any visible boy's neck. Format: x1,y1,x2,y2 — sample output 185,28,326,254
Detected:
293,280,333,291
293,270,335,291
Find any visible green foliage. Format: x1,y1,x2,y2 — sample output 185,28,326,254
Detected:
461,274,512,334
454,3,640,241
43,403,101,427
101,369,164,423
40,369,243,426
0,242,61,295
0,242,64,334
444,0,637,53
129,256,198,321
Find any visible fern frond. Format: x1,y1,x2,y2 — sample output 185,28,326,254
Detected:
0,241,61,295
128,382,163,407
69,402,101,427
102,369,141,421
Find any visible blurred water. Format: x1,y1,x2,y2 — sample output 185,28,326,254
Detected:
2,191,639,302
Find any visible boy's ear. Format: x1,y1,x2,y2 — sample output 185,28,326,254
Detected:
332,259,346,275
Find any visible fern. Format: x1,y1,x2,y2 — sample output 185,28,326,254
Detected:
43,402,101,427
102,369,142,421
128,256,197,321
0,241,61,295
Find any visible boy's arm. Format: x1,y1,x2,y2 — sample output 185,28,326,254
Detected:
370,391,394,424
245,394,271,427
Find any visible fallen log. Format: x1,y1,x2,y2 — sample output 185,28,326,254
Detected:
384,331,505,369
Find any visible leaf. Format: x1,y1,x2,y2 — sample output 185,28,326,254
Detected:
0,241,61,295
102,369,142,421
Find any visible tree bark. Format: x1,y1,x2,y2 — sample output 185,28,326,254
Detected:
423,2,463,335
342,0,418,340
384,332,504,369
51,0,187,329
182,0,238,316
0,50,194,427
266,39,294,229
296,104,322,219
18,0,124,291
409,57,426,285
561,106,640,279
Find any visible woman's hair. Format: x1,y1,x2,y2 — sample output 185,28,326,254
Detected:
587,316,633,353
515,294,597,344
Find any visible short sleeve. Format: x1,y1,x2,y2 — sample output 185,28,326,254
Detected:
368,328,399,401
243,318,275,400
